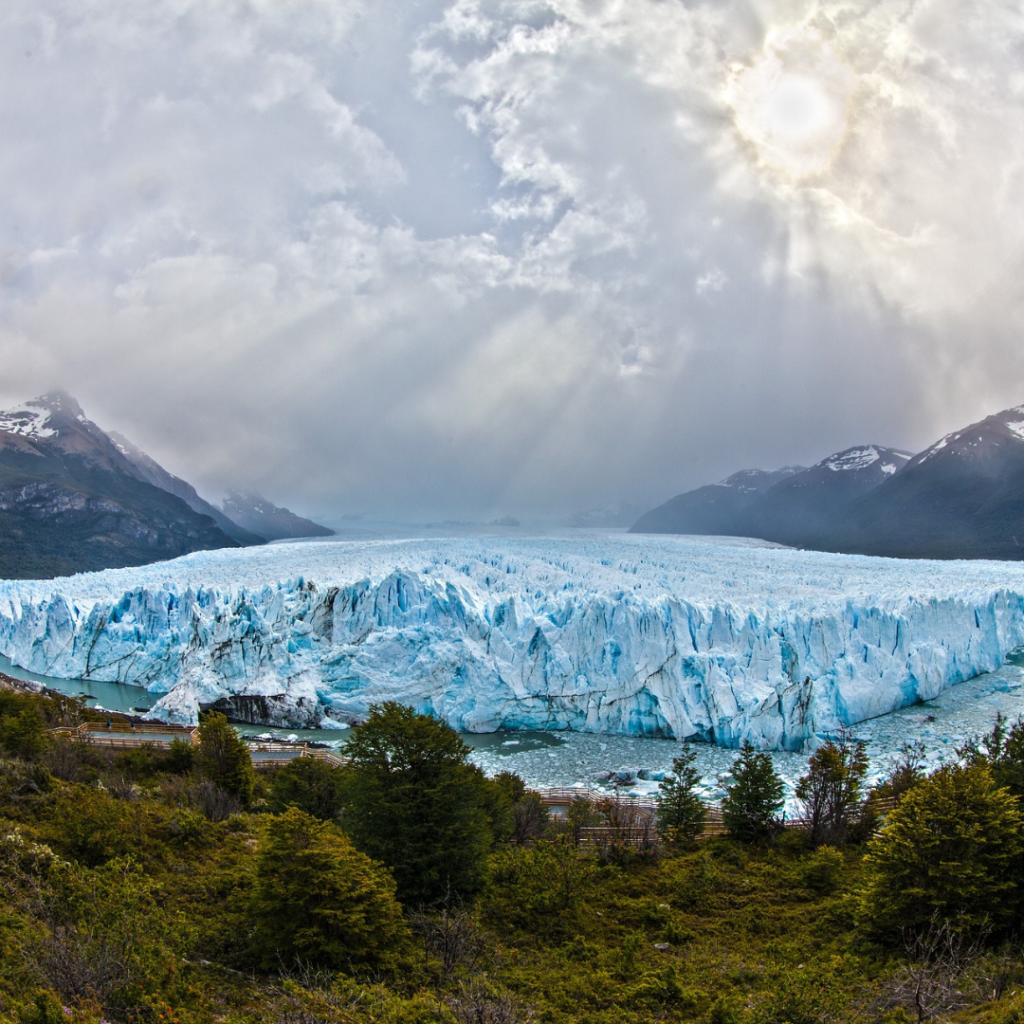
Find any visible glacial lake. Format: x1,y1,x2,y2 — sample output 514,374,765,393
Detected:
4,650,1023,804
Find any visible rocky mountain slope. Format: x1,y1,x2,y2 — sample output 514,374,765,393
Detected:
109,432,265,546
221,491,334,541
0,392,241,579
632,404,1024,561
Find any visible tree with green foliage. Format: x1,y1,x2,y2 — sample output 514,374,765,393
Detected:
959,713,1024,798
795,733,869,846
269,756,346,821
859,764,1023,939
0,705,49,759
720,741,785,843
250,807,409,970
656,745,706,844
195,713,255,806
339,702,492,905
872,740,927,805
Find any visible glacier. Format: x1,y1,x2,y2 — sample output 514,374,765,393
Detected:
1,534,1024,750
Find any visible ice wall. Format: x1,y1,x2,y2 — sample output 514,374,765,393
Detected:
1,535,1023,749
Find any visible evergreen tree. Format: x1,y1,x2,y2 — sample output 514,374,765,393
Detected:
720,741,785,843
338,702,492,905
859,763,1023,939
656,745,706,844
251,807,409,969
195,713,255,806
795,733,869,847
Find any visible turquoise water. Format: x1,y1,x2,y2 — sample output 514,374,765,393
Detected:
4,652,1023,801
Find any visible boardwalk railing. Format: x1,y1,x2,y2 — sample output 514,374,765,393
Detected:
49,722,347,767
54,722,199,748
247,742,348,769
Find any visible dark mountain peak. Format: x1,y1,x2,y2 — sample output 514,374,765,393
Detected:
221,491,333,541
908,402,1024,471
720,466,806,492
31,389,85,420
110,434,265,547
0,392,251,578
818,445,912,476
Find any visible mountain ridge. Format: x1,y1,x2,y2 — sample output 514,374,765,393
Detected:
630,403,1024,561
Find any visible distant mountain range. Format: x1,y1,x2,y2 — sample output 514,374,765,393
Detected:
0,392,333,579
631,403,1024,561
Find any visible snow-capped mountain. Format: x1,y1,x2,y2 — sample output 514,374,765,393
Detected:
221,491,333,541
630,465,805,535
839,404,1024,560
745,445,913,548
0,392,241,578
631,402,1024,561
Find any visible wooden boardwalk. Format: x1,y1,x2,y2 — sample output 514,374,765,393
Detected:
51,721,347,767
54,721,199,748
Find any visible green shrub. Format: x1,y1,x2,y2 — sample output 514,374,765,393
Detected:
46,787,140,867
801,845,845,893
859,764,1023,939
0,707,50,760
269,756,345,820
249,807,410,971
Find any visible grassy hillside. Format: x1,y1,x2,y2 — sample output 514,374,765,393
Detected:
0,683,1021,1024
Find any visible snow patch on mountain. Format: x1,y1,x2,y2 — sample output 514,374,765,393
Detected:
0,403,57,440
823,446,911,473
1,535,1024,750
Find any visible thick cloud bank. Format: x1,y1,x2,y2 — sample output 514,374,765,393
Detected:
2,1,1024,517
2,535,1024,749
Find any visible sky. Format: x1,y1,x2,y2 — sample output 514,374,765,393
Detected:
1,0,1024,523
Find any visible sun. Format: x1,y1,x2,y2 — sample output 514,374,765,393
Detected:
726,27,854,179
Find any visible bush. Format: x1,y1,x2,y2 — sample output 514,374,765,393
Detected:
269,756,346,821
0,707,50,760
801,845,845,893
859,764,1023,939
46,787,141,867
250,807,410,970
486,837,598,933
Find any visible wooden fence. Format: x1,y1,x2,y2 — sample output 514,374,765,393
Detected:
536,787,899,846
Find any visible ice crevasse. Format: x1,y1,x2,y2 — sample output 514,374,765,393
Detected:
1,535,1024,750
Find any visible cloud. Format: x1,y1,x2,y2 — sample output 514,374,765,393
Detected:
0,0,1023,520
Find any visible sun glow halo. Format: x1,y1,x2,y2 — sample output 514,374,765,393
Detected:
727,28,855,179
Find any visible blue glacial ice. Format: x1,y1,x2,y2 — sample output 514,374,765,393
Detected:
1,533,1023,750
